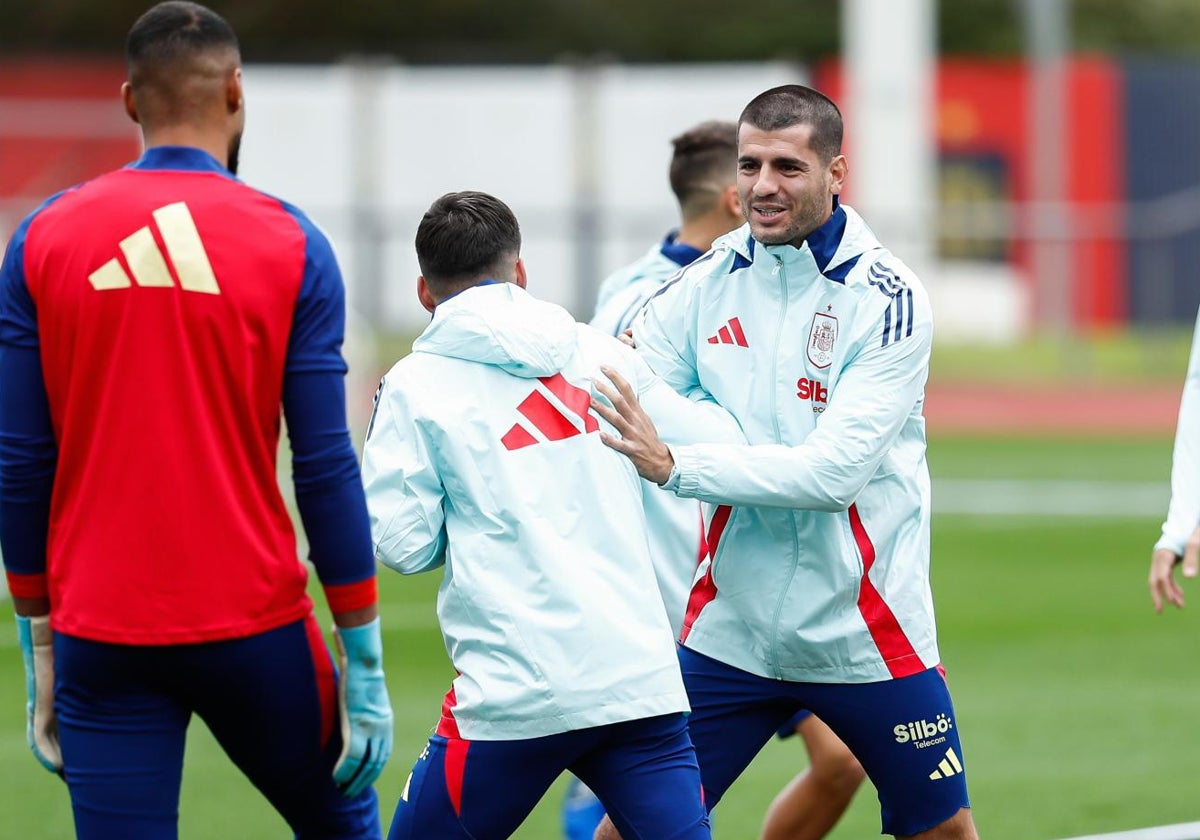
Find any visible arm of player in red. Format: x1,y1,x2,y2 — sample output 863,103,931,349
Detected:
281,214,393,798
286,366,394,799
0,223,64,777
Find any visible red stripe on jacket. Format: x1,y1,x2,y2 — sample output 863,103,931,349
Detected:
680,504,732,642
848,504,924,678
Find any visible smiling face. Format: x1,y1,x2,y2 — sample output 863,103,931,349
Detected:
737,121,846,248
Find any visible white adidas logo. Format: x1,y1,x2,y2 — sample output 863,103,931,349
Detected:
928,746,963,780
88,202,221,295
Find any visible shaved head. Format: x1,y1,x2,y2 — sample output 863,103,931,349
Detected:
125,2,243,168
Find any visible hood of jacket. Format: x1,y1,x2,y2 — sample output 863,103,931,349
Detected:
413,281,577,378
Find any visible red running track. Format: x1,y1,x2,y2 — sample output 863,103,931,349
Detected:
924,383,1183,436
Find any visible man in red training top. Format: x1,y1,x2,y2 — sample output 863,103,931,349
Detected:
0,3,392,837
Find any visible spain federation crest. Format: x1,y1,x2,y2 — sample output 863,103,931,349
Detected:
807,313,838,369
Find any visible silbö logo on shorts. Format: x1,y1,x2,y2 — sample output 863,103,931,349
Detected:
893,713,953,749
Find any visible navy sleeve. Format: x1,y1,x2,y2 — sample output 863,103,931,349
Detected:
283,370,375,586
279,205,374,587
282,204,350,376
0,212,58,579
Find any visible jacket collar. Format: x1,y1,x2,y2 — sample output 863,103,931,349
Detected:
128,146,236,179
659,231,705,268
724,198,879,279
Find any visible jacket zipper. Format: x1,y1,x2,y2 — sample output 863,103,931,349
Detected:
767,255,801,679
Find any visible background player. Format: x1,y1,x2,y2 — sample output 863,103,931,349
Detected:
0,3,392,837
592,84,979,839
567,118,864,840
362,190,747,839
1149,303,1200,612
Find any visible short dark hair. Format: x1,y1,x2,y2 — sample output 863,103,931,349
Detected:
415,191,522,297
127,2,239,81
669,120,738,221
738,85,843,163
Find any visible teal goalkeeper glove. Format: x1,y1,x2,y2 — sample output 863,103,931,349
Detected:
16,615,63,775
332,617,393,798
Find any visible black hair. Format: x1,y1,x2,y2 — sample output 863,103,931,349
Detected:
668,120,738,220
738,84,843,163
126,2,239,84
415,191,522,296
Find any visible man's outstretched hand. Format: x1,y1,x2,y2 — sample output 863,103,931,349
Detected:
591,366,674,485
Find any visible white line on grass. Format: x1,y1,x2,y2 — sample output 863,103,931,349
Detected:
0,481,1172,610
1052,822,1200,840
933,479,1166,518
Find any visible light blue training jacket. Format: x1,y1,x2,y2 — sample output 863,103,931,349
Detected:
638,204,941,683
362,282,744,739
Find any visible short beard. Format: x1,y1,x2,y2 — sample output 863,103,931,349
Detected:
227,132,242,176
776,198,833,248
750,222,796,246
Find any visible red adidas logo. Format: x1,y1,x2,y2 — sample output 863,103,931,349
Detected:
501,372,599,451
706,317,748,347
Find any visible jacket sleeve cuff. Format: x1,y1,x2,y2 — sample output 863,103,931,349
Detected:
659,449,681,491
669,446,703,499
6,571,48,600
1154,532,1187,557
323,577,378,615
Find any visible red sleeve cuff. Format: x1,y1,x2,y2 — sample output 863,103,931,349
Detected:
323,577,377,614
6,571,48,600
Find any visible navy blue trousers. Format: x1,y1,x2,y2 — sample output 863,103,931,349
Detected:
54,616,380,840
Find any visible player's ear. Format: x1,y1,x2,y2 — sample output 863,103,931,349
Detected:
121,82,140,125
513,257,528,290
417,276,438,313
226,67,244,116
721,184,741,219
828,154,848,195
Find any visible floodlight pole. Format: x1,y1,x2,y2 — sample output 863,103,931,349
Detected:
571,59,603,320
348,56,389,329
843,0,937,281
1022,0,1073,336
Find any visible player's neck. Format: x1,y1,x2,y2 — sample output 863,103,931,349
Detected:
141,127,230,170
677,212,741,253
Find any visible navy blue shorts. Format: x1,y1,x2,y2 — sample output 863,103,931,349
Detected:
386,712,709,840
679,646,970,837
775,709,813,739
54,616,380,840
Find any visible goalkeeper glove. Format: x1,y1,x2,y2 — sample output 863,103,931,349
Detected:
16,614,63,774
332,617,393,798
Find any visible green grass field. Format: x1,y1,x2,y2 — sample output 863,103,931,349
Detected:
2,433,1198,839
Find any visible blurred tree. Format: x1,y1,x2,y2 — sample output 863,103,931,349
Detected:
1075,0,1200,54
940,0,1024,55
0,0,1198,62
